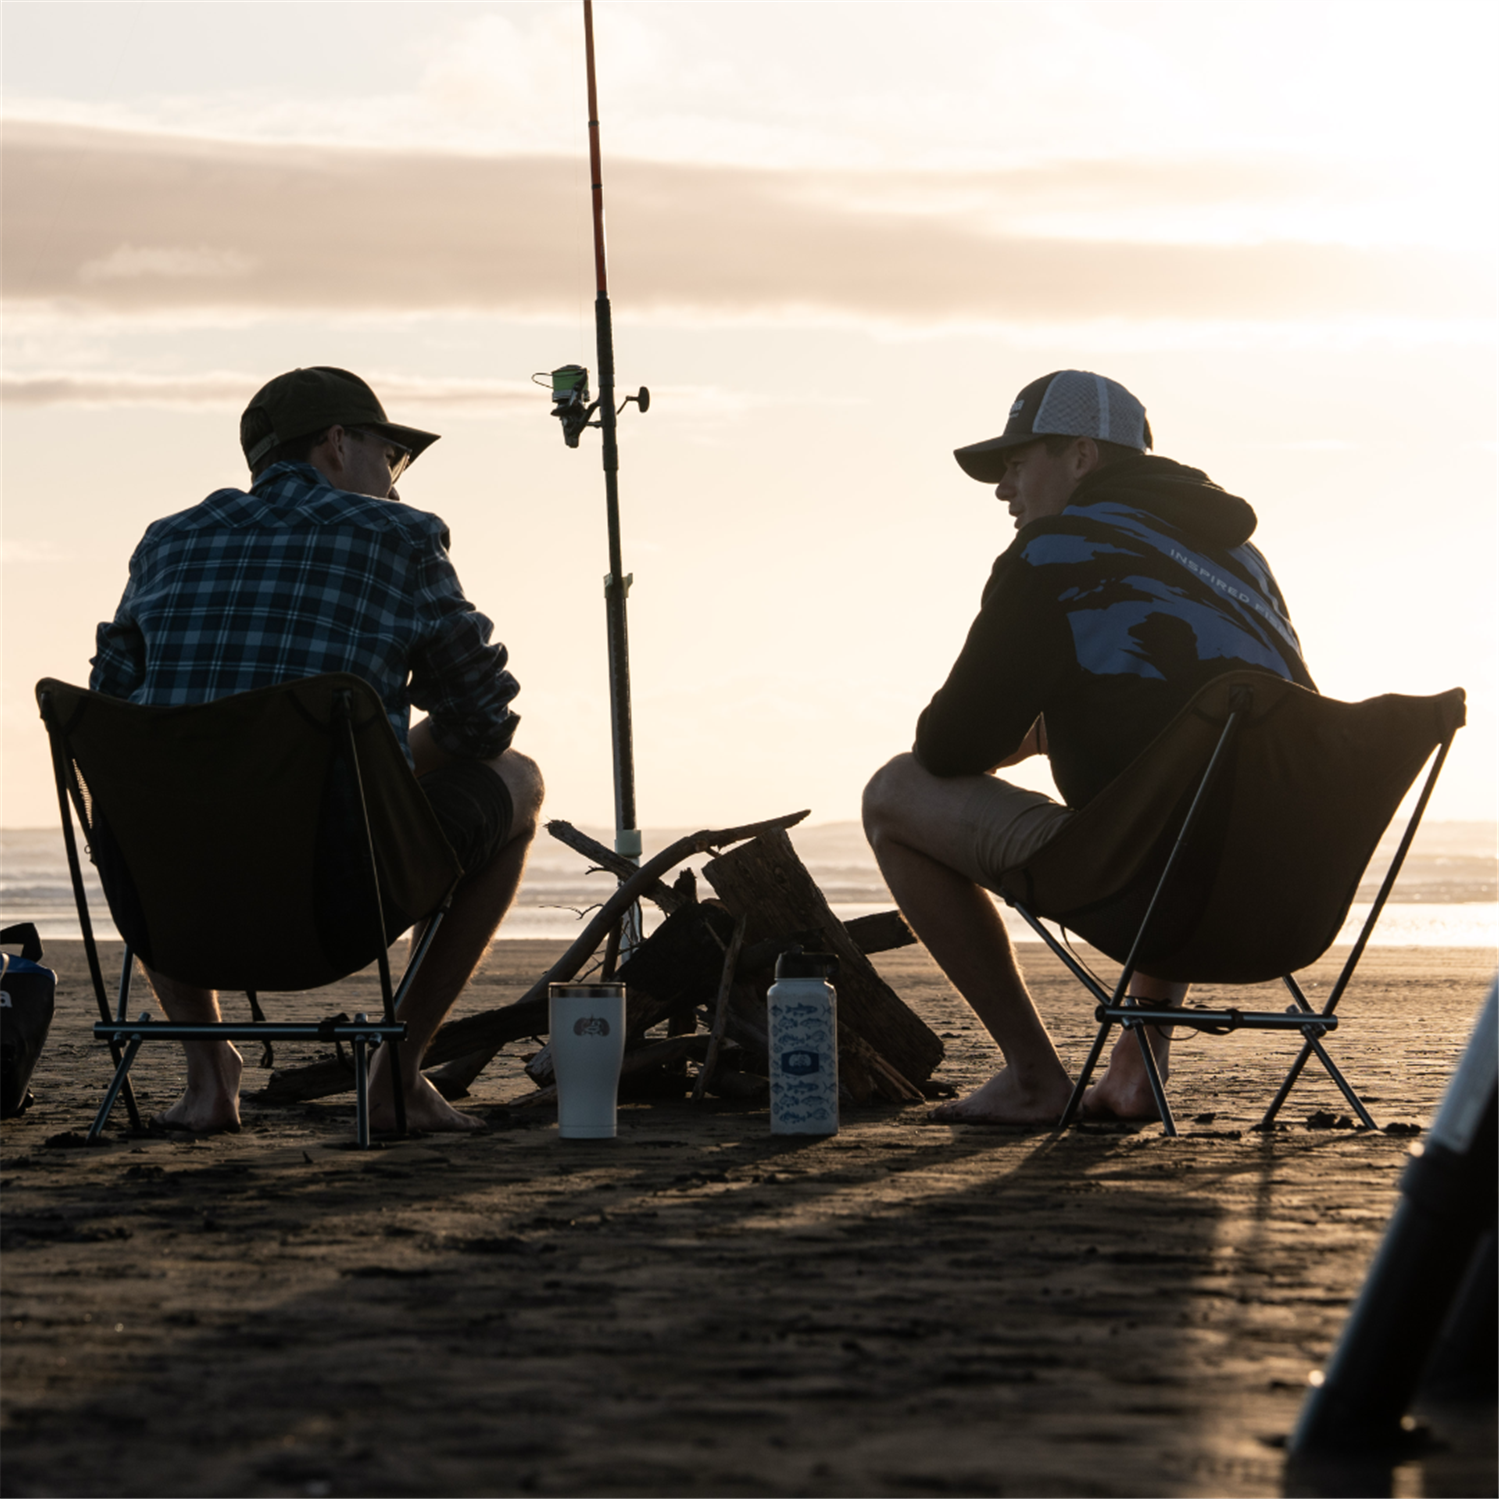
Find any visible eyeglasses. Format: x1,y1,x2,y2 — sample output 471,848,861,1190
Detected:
343,426,413,482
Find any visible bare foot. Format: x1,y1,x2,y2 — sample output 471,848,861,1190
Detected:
929,1066,1073,1125
152,1041,243,1133
1082,1024,1171,1120
367,1061,485,1134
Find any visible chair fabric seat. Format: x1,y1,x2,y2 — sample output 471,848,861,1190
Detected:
39,672,468,1147
996,671,1466,984
40,674,463,993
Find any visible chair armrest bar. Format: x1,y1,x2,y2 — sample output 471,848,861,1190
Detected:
1097,1005,1337,1033
94,1021,406,1042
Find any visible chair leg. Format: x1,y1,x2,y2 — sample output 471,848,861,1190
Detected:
353,1023,370,1149
387,1037,407,1138
89,1027,147,1142
1261,1038,1314,1127
112,952,144,1132
1059,1019,1115,1129
1128,1018,1177,1137
1305,1032,1378,1130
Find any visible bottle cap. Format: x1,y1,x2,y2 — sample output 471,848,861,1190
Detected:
774,946,839,981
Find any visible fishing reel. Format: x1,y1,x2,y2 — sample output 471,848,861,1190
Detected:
534,365,649,448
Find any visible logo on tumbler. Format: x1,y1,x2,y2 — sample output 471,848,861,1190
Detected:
574,1015,611,1037
781,1050,820,1075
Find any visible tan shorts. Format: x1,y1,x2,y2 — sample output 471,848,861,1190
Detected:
952,775,1073,891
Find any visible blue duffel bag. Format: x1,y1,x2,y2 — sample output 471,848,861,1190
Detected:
1,923,56,1117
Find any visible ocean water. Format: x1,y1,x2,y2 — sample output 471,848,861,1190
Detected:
2,821,1494,949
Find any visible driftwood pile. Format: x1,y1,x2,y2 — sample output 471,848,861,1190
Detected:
260,811,944,1108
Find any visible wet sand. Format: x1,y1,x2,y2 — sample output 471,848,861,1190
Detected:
2,939,1494,1498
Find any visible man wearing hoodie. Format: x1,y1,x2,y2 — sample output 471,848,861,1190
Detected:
862,371,1313,1124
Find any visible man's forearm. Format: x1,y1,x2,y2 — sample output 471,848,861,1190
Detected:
990,715,1047,770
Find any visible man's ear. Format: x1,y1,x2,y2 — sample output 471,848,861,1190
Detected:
1071,437,1101,477
321,425,352,475
304,425,350,487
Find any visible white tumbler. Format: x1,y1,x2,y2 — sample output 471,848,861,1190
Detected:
767,949,840,1136
549,982,627,1139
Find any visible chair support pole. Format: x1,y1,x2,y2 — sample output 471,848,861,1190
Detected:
1282,973,1314,1012
393,899,452,1011
353,1025,370,1148
1305,1032,1379,1129
1007,902,1114,1004
1124,1012,1176,1136
335,692,406,1139
1008,902,1117,1131
1113,706,1243,1003
1262,1040,1315,1127
94,1020,405,1042
1259,976,1321,1128
1059,1022,1117,1131
41,693,142,1132
88,1023,147,1142
1324,735,1453,1018
377,895,456,1129
1078,703,1242,1135
373,944,405,1139
1098,1004,1334,1032
116,949,134,1022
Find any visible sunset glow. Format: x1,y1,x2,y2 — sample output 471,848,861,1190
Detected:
4,1,1495,828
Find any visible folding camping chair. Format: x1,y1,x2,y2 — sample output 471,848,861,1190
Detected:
36,673,465,1149
990,670,1466,1136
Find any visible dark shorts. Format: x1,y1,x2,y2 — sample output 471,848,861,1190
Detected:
419,760,514,874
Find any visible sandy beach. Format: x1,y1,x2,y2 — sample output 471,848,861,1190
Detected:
2,937,1494,1498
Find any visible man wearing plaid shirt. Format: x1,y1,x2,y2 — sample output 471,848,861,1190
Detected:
91,367,544,1134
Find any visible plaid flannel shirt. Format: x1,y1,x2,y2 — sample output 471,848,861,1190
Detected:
90,462,520,762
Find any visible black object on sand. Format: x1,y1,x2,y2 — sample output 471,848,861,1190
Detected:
1,922,56,1117
1290,983,1497,1457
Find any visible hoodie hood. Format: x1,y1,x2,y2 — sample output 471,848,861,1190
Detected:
1069,454,1256,549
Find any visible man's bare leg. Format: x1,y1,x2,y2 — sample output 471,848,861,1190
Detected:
1081,973,1188,1119
368,744,544,1132
863,755,1073,1124
141,969,243,1132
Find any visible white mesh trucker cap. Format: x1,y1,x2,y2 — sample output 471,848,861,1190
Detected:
954,370,1152,483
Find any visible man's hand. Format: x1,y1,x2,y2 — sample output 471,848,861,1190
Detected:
409,717,457,778
991,715,1047,770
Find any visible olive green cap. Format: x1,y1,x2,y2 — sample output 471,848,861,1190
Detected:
241,367,440,471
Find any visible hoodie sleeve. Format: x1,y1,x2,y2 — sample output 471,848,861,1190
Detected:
914,549,1073,777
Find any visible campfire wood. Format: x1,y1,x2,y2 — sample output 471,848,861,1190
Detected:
259,812,807,1104
257,813,939,1108
702,830,944,1099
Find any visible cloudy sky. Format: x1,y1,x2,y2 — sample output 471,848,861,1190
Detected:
4,0,1495,831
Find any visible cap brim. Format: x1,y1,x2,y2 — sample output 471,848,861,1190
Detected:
953,432,1036,483
369,421,441,465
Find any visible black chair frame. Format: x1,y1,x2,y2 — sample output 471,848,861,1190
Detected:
1000,689,1461,1137
40,685,455,1149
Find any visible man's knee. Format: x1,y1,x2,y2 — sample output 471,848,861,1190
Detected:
862,752,927,840
491,749,544,838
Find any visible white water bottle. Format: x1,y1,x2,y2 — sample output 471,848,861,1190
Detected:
767,949,840,1136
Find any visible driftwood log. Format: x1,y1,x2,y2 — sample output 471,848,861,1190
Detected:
702,829,944,1102
258,811,810,1104
694,912,748,1099
544,820,691,916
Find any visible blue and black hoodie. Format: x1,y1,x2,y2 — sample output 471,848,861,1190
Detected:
915,454,1314,809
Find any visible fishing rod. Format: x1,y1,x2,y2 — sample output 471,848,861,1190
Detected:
537,0,650,944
